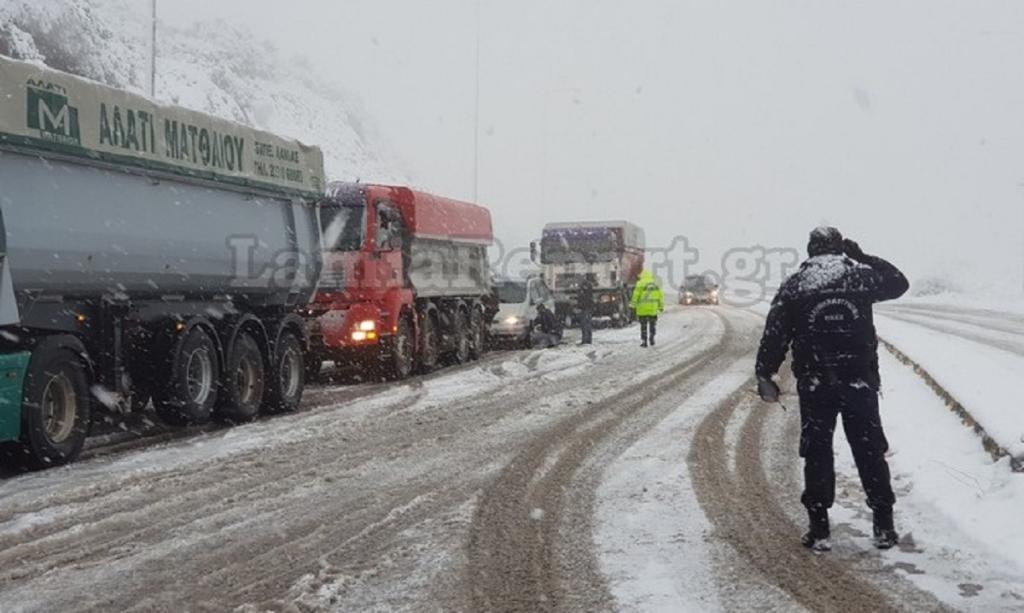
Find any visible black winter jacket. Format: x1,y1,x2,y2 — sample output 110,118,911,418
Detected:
535,309,563,338
755,252,908,389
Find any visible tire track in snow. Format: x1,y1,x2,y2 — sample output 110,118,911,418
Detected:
689,367,953,612
465,309,763,612
0,311,713,612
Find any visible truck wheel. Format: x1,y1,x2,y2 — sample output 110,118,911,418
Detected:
469,308,486,360
451,310,471,365
382,317,414,380
216,333,265,423
417,314,440,373
265,332,305,413
19,346,91,468
155,327,219,426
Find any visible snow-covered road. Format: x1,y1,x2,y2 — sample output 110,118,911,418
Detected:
0,304,1021,612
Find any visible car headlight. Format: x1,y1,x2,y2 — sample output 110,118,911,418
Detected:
504,316,522,325
358,320,376,332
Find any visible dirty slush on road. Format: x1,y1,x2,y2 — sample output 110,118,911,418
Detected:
0,308,957,611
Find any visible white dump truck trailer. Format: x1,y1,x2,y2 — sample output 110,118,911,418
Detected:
0,55,325,467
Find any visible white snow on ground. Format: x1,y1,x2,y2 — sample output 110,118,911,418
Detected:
594,344,753,612
875,314,1024,459
830,350,1024,610
899,292,1024,316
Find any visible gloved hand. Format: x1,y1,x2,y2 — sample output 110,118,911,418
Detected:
757,376,781,403
842,238,867,262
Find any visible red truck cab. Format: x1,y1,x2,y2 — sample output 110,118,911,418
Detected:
305,182,493,379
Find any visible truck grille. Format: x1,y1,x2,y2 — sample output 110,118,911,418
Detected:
319,268,347,289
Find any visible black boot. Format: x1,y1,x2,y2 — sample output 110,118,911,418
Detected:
872,508,899,550
801,507,831,552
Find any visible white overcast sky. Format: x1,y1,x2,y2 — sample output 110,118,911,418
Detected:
156,0,1024,291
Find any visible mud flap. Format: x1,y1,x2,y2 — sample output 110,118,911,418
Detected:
0,351,30,443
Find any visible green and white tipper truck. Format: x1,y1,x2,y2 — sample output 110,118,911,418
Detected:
0,55,327,467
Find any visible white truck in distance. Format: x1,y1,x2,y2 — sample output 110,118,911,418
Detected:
533,221,646,327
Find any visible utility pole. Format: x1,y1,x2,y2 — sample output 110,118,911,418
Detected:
150,0,157,98
472,0,481,203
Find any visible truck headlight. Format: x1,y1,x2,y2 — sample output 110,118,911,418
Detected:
357,320,376,332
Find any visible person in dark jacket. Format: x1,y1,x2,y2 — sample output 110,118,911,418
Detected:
531,303,563,349
577,276,595,345
755,226,909,552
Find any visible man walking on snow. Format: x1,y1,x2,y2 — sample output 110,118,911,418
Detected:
755,227,909,552
631,270,664,347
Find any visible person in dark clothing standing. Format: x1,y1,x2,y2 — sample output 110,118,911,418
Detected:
577,276,595,345
755,227,909,552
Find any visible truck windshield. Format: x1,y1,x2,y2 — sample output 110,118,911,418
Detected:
321,204,365,252
541,229,619,264
495,282,528,304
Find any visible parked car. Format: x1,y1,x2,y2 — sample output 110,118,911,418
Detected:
680,274,720,305
489,276,556,347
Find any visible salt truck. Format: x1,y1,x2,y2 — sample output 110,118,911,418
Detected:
0,56,325,467
533,221,645,326
304,182,493,380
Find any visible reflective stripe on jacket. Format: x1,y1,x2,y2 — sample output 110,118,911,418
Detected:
631,276,664,317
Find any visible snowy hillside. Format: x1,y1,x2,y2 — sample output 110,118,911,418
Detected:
0,0,403,183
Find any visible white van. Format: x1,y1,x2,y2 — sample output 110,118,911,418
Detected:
489,277,557,348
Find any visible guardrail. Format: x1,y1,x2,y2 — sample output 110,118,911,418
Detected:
880,338,1023,473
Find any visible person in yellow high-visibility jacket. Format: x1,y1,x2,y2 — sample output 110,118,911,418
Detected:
630,270,664,347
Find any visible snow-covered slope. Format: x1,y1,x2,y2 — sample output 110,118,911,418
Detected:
0,0,403,183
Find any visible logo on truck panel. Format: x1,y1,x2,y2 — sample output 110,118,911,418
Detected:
26,80,81,146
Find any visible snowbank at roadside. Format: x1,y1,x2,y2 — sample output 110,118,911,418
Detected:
830,350,1024,610
875,315,1024,459
897,291,1024,317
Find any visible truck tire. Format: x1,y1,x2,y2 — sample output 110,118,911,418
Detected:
155,327,219,426
216,333,265,423
468,307,486,360
382,317,414,380
450,310,471,365
417,313,440,373
265,332,304,413
19,345,91,468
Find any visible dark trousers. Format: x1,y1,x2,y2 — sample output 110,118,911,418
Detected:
639,316,657,344
580,311,593,344
798,380,895,513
